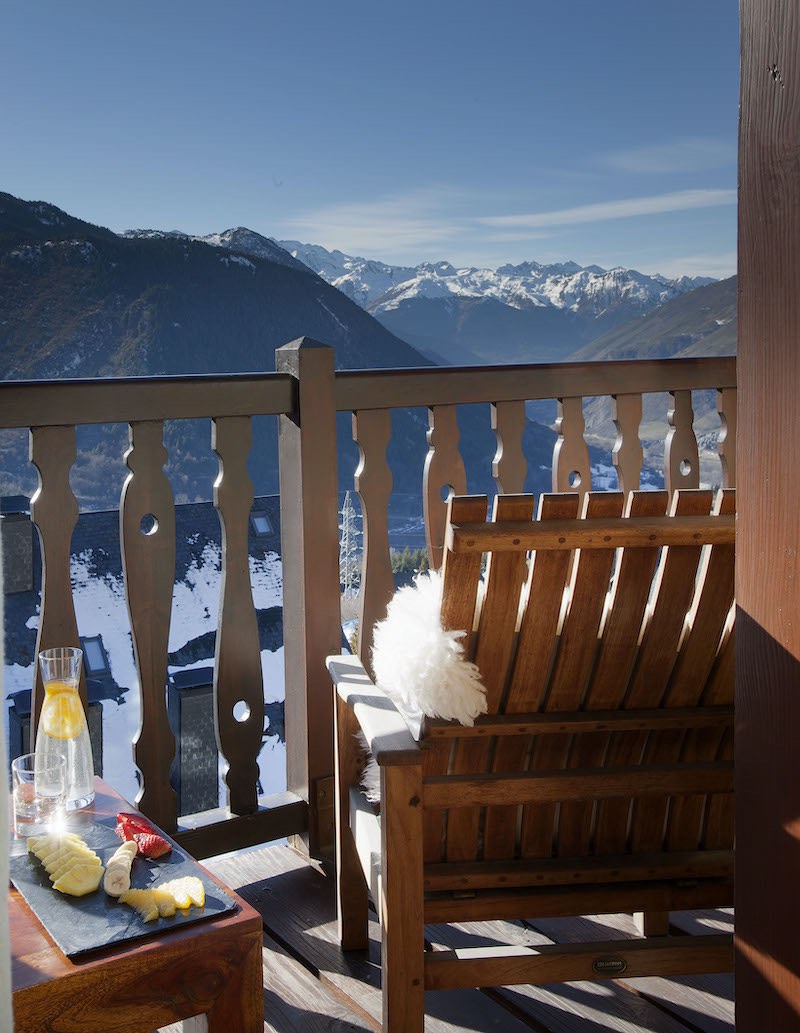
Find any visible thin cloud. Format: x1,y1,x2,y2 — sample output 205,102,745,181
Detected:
641,251,737,280
282,188,473,260
278,186,736,273
598,138,735,175
479,189,736,230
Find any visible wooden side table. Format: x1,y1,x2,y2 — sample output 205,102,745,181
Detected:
10,779,264,1033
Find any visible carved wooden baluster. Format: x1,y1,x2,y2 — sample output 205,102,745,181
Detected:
611,392,643,494
553,396,591,495
491,399,527,494
120,421,177,831
423,404,467,571
717,386,737,488
353,409,394,672
213,416,263,815
29,426,86,735
665,389,700,494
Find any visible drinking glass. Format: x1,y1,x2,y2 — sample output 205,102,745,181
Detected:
12,753,67,837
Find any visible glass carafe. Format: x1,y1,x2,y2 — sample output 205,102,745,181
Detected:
35,647,95,810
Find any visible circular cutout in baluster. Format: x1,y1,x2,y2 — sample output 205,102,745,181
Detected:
679,459,693,477
569,470,582,488
233,700,251,723
140,514,159,536
440,484,454,503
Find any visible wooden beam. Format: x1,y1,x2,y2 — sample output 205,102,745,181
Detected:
446,514,735,554
422,705,735,739
423,878,734,924
424,934,734,990
422,849,734,891
329,655,420,765
0,373,295,429
174,791,308,859
333,357,737,411
738,2,800,1029
423,762,734,808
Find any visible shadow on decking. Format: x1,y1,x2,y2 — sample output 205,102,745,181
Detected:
162,844,734,1033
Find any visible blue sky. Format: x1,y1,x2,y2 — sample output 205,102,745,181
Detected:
2,1,738,278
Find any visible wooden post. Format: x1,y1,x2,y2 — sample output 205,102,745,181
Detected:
29,426,86,733
738,2,800,1029
277,338,341,858
381,762,425,1033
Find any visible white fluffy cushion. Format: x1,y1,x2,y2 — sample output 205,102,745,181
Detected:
361,571,487,803
372,570,488,729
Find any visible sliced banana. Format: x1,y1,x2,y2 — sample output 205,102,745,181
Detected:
103,840,138,897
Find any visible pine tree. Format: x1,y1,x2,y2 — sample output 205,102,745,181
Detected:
339,490,361,596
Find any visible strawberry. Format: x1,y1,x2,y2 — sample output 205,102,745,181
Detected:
115,821,135,843
114,812,172,858
117,812,155,836
133,831,172,859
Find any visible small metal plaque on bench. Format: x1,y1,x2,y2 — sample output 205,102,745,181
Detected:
9,816,237,958
592,956,627,976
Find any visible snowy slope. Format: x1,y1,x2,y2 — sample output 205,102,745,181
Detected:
123,226,308,272
4,514,287,810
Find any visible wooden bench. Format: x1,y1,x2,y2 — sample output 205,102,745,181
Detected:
329,488,735,1033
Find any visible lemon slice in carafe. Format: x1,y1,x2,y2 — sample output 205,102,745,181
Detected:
41,681,85,740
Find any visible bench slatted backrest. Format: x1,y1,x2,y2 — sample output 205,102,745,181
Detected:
420,489,735,877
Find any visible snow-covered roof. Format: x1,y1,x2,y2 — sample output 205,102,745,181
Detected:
3,496,286,806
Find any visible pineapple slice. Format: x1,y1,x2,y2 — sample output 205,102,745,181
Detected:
153,888,177,918
45,845,98,873
38,844,72,867
119,888,159,922
53,862,104,897
33,833,82,860
42,848,71,872
159,876,205,909
50,853,102,882
28,832,104,896
182,877,205,908
46,841,100,870
117,877,206,923
29,832,82,859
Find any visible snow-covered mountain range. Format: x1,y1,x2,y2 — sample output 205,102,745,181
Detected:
276,240,712,320
121,225,716,365
124,226,711,322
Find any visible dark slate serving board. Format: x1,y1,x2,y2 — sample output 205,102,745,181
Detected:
9,817,237,958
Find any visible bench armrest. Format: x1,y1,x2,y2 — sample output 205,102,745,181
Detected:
327,654,421,766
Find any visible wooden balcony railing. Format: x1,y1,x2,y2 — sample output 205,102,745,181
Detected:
0,339,736,859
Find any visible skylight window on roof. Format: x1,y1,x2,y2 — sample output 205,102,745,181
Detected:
251,512,273,537
81,635,110,676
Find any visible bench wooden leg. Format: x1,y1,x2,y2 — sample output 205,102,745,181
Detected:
634,910,670,937
335,694,369,950
381,764,425,1033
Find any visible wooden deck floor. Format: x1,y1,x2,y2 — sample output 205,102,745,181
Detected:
164,845,734,1033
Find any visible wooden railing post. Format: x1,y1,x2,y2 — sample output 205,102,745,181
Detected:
29,426,86,734
277,338,340,858
553,396,591,495
120,421,177,832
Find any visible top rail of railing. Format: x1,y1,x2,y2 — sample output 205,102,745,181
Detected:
333,356,737,411
0,371,296,429
0,355,737,430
